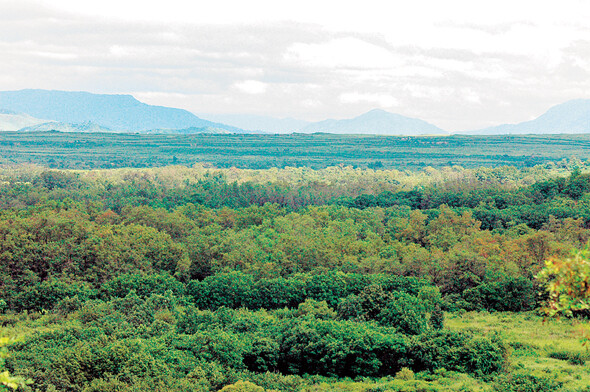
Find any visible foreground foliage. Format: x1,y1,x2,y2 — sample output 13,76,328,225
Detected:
0,162,589,391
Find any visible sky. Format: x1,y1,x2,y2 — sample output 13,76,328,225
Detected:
1,0,590,131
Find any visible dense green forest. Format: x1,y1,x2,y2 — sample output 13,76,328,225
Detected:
2,132,590,170
1,155,590,391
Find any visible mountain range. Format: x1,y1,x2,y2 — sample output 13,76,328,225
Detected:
0,109,49,131
0,89,590,135
0,90,241,132
465,99,590,134
202,110,444,134
18,121,113,133
299,109,444,135
197,113,310,133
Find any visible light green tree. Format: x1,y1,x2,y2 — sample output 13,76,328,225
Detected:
1,338,31,391
537,249,590,344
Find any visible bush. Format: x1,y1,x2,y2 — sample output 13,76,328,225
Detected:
378,292,428,335
250,277,306,309
294,299,336,320
220,381,265,392
547,350,570,361
337,285,392,322
279,317,409,377
188,272,255,309
243,338,280,373
12,280,94,312
100,273,185,300
54,295,84,315
411,330,507,376
429,305,444,330
463,277,536,312
463,335,508,376
492,373,563,392
336,294,365,320
568,352,586,365
187,272,434,312
548,350,586,365
395,367,415,381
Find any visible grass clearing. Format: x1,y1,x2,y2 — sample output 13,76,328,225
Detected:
447,311,590,391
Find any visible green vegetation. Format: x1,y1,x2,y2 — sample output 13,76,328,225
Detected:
0,148,589,390
0,338,30,391
2,131,590,169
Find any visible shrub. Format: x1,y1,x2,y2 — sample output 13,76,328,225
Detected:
463,335,508,376
336,294,365,320
492,373,563,392
568,352,586,365
54,295,84,315
411,330,507,376
13,280,94,312
429,305,444,330
463,277,536,312
244,338,280,373
378,292,428,335
188,272,255,309
100,273,185,300
547,350,570,361
250,277,306,309
279,318,409,377
548,350,586,365
294,299,336,320
220,381,265,392
395,367,415,381
187,272,434,312
337,285,392,322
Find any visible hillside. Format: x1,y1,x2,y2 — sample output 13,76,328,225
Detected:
0,89,242,132
18,121,113,133
0,109,48,131
198,113,310,133
469,99,590,134
141,126,236,134
300,108,445,135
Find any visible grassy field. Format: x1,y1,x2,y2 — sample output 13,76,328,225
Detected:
2,132,590,170
447,311,590,392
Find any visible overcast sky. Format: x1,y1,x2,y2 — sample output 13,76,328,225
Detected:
2,0,590,131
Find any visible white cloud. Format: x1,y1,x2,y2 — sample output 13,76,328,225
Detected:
234,80,268,94
2,0,590,130
339,92,398,108
32,51,78,60
285,38,400,69
109,45,129,57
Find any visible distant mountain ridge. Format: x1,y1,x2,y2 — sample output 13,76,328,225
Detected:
468,99,590,134
18,121,113,133
301,109,445,135
0,110,48,131
198,114,310,133
141,126,239,135
4,89,590,136
0,89,241,132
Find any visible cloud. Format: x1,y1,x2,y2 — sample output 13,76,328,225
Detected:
285,37,401,69
234,80,268,94
1,0,590,130
339,92,398,108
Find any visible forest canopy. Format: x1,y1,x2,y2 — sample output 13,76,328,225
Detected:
1,161,590,391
